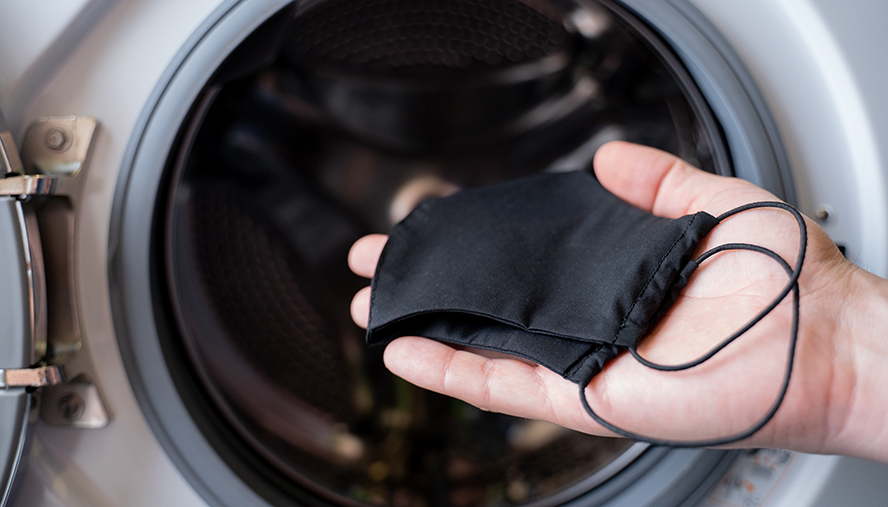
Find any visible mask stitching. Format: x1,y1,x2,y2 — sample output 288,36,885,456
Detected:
565,343,620,380
614,213,702,345
368,232,397,332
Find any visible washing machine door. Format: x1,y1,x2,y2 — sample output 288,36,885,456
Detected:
0,119,38,507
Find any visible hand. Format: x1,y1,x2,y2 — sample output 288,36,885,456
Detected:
348,141,888,460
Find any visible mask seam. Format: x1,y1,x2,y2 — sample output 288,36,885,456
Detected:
565,343,620,380
367,236,395,335
370,307,610,344
410,332,589,379
614,213,701,344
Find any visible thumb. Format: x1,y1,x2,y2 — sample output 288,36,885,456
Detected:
592,141,765,218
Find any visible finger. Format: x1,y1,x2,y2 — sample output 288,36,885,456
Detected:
382,335,780,444
592,141,769,218
383,336,605,434
350,286,371,328
348,234,388,279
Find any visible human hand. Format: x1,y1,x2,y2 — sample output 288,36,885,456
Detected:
348,141,888,460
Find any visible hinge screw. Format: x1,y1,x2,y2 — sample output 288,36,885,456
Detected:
45,128,67,151
58,392,85,421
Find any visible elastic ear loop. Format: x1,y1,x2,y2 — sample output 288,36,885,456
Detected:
579,201,807,447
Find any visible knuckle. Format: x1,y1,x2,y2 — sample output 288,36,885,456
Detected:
478,359,497,412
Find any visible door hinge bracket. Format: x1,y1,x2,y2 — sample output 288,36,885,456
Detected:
4,115,110,429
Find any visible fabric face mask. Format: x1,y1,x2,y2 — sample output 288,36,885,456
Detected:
366,170,806,447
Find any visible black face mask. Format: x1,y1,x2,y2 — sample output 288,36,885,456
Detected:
366,170,806,447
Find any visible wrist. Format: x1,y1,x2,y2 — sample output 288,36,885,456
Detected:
821,265,888,461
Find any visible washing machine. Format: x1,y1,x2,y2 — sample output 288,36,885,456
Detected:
1,0,888,506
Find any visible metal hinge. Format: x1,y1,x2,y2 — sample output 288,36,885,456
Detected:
1,116,109,429
1,135,57,391
0,174,60,198
0,366,63,389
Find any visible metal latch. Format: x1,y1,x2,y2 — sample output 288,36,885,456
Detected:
0,366,63,389
0,174,60,198
1,116,110,429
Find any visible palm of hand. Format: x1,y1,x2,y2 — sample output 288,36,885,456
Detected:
349,142,853,450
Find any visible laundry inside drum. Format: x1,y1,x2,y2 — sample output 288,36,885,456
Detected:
161,0,725,505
